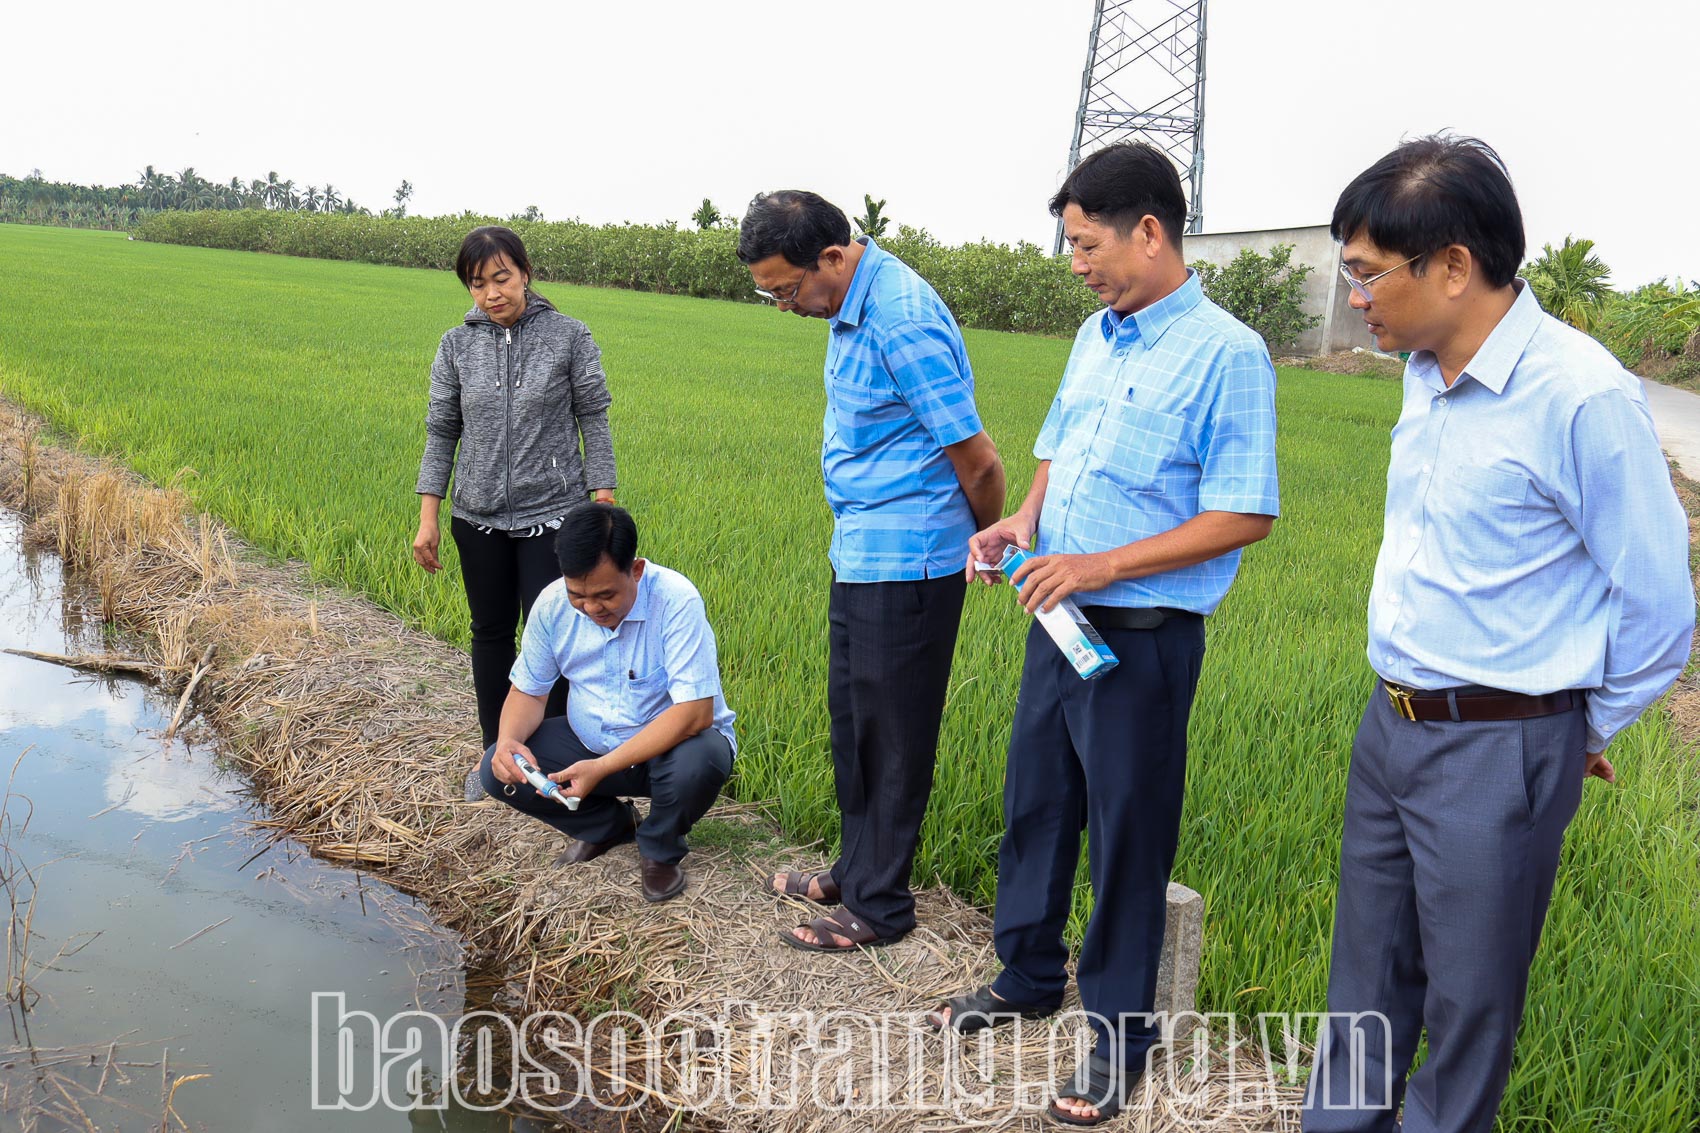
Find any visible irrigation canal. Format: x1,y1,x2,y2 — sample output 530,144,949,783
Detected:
0,507,558,1131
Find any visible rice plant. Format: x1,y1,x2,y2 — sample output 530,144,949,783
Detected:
0,225,1694,1130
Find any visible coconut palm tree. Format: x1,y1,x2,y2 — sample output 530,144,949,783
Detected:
136,165,170,209
174,167,202,209
1524,236,1612,333
301,185,323,213
322,183,341,213
854,194,890,238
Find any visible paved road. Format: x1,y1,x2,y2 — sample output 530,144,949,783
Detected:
1641,378,1700,481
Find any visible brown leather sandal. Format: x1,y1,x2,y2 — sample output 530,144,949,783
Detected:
779,906,906,952
770,869,841,904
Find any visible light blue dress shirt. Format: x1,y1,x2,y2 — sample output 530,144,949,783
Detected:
510,563,737,755
1035,271,1280,614
823,238,985,582
1368,280,1694,750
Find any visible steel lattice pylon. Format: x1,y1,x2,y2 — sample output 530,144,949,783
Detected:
1054,0,1209,253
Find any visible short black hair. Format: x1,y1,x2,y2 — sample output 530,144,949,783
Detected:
736,191,852,267
555,503,637,578
1049,143,1187,247
1330,135,1525,289
455,225,532,289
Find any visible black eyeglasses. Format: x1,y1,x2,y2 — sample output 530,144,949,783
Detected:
754,267,813,306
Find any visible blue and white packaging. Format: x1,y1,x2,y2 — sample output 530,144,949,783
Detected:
977,547,1119,680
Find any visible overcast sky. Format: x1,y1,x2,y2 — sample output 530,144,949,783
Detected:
7,0,1694,288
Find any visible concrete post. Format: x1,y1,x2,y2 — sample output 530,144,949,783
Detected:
1155,881,1205,1036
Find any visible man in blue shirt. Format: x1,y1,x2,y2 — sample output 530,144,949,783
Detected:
736,191,1005,952
479,504,735,903
1303,136,1693,1133
932,143,1279,1127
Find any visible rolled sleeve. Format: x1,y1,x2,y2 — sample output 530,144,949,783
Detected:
880,320,981,449
1198,347,1280,516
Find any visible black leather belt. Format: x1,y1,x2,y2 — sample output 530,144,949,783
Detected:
1079,605,1195,631
1382,681,1579,722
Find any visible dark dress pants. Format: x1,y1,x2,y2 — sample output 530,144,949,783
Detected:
827,573,966,939
451,515,569,747
479,717,733,864
991,614,1206,1067
1302,687,1586,1133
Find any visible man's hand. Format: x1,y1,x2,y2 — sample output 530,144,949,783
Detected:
1010,552,1117,613
592,490,616,504
1584,751,1616,783
489,739,535,786
967,513,1038,583
553,757,610,801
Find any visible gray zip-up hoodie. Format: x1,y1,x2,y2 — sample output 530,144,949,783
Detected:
416,292,617,530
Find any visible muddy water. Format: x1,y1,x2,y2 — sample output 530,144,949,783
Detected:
0,509,541,1131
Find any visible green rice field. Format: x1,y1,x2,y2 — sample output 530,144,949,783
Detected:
1,224,1695,1129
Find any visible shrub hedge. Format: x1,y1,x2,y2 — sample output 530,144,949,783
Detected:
136,209,1319,345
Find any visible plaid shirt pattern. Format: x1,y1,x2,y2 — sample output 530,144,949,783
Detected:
822,239,984,582
1035,271,1279,614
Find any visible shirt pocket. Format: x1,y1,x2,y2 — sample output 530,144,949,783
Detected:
1097,401,1189,495
830,376,906,452
615,666,671,739
1443,464,1531,568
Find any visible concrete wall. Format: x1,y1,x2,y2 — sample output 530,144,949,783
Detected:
1183,224,1372,356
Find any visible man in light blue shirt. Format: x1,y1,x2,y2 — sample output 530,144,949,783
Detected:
737,191,1005,953
1304,136,1693,1133
479,505,734,903
934,143,1279,1126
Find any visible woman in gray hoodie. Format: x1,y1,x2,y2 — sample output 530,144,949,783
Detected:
413,226,617,746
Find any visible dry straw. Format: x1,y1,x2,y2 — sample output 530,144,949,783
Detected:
0,400,1301,1132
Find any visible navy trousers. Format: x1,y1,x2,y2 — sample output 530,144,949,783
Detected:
827,574,966,939
1302,686,1586,1133
991,613,1206,1066
479,718,732,865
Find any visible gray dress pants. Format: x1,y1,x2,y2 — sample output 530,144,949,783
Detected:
1303,684,1586,1133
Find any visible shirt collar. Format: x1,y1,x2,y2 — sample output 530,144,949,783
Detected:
828,237,879,332
1409,279,1542,396
1099,269,1204,347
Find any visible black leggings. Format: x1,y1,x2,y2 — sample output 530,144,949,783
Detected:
450,515,568,746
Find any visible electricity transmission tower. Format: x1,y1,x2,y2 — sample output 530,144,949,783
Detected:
1054,0,1209,254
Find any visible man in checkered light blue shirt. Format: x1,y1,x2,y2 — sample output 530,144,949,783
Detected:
737,191,1006,955
932,143,1279,1127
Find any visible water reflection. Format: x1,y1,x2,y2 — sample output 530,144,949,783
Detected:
0,510,564,1131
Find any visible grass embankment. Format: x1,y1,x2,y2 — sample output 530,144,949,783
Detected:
1,224,1695,1129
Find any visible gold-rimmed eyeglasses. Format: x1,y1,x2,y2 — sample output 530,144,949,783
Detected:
1339,254,1420,304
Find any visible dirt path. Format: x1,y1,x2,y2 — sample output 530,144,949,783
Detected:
0,399,1299,1131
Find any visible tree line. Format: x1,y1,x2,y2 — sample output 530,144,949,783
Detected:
0,166,415,231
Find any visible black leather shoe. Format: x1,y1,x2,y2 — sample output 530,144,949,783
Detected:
552,802,637,865
640,856,686,902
